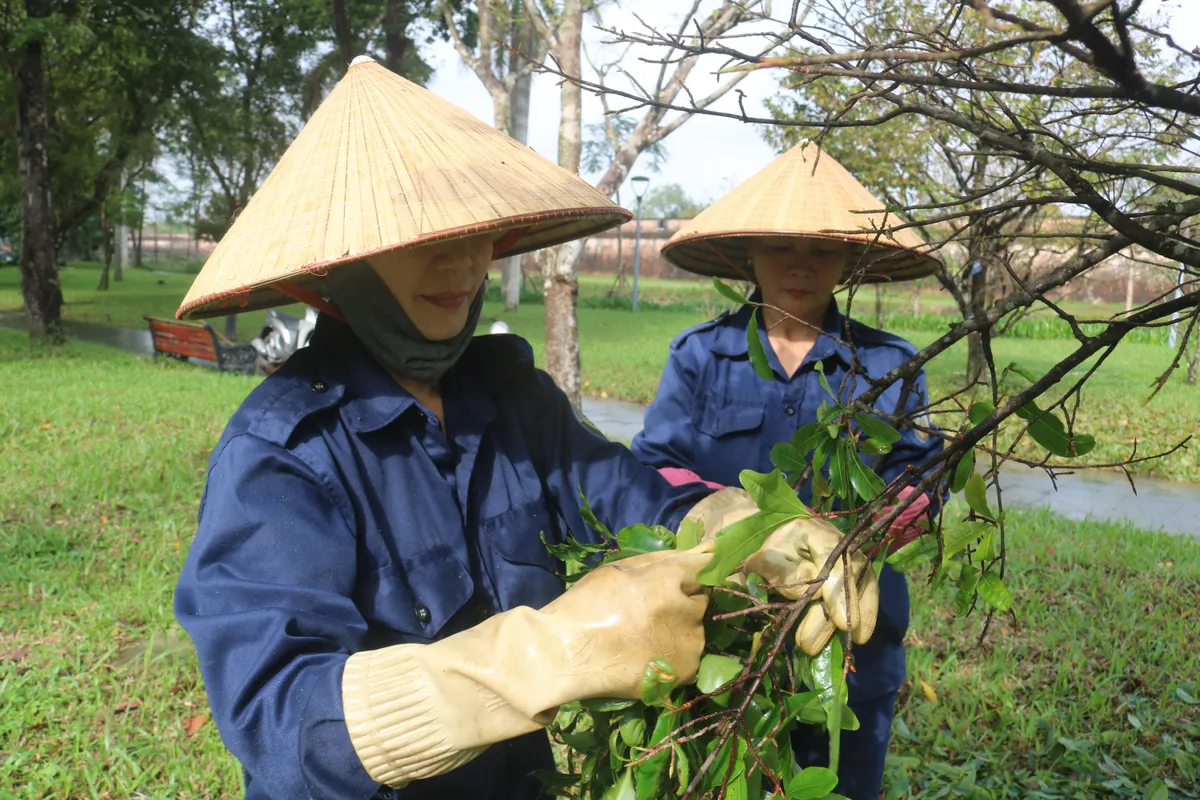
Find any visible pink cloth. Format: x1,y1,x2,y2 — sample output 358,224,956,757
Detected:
657,467,725,491
659,467,929,556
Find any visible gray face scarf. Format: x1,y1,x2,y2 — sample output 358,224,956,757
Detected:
323,260,486,383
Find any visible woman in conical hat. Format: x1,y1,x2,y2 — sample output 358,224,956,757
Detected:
173,60,880,800
631,141,944,800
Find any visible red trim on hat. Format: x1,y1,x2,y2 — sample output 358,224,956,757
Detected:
275,281,346,323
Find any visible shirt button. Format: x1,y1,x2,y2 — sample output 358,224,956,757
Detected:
311,380,328,393
414,603,431,624
784,404,795,416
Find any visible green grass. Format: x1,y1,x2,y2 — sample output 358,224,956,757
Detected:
1,332,1197,798
895,504,1200,799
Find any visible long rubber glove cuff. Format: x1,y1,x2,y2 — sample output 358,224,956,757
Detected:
342,546,712,788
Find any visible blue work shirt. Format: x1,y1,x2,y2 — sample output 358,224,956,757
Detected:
631,299,942,700
175,315,712,800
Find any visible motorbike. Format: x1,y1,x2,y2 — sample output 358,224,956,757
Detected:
249,308,318,374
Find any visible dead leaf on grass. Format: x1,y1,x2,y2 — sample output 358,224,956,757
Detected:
184,714,208,737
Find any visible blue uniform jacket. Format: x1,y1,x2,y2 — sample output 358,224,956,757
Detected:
631,300,942,700
174,316,713,800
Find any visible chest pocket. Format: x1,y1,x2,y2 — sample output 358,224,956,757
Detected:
695,397,765,438
480,499,565,611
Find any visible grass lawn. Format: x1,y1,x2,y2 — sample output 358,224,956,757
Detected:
3,262,1197,484
1,332,1197,798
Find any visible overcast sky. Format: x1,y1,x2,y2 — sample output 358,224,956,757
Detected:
423,0,1200,207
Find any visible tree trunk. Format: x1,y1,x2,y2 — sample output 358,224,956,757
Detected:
543,1,584,410
225,314,238,342
1188,326,1200,386
501,42,535,313
909,284,920,316
874,284,885,329
98,201,112,291
383,0,411,77
331,0,356,67
1125,262,1135,312
15,0,63,341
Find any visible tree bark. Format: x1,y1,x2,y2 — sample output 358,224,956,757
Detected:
874,284,885,329
542,0,584,411
965,258,988,386
16,0,63,341
1189,326,1200,386
331,0,356,68
225,314,238,342
383,0,411,77
1125,262,1135,312
98,201,112,291
501,23,535,312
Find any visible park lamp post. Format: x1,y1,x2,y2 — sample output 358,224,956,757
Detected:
630,175,650,312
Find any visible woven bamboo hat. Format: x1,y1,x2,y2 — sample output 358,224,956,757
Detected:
178,56,630,320
661,141,939,283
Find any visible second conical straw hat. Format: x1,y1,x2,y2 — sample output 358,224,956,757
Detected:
179,57,629,320
662,141,939,282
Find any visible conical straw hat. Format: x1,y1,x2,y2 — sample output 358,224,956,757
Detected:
662,141,939,283
178,56,630,320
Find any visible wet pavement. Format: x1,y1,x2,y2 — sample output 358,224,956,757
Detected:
0,310,154,355
6,310,1198,541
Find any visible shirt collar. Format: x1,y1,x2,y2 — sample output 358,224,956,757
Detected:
709,294,854,368
310,314,501,435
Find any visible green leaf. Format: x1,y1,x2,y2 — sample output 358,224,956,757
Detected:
854,413,901,445
954,563,981,616
636,710,683,800
639,658,680,707
830,441,858,503
858,439,892,456
786,766,839,799
976,527,1001,562
580,697,638,713
771,442,807,472
846,447,886,501
792,423,826,458
613,525,676,559
784,691,826,726
941,520,992,561
964,473,993,518
676,518,703,551
1143,779,1169,800
951,448,975,494
747,309,774,381
815,361,836,401
977,571,1013,612
1015,402,1095,458
600,767,636,800
968,400,996,427
740,469,812,517
619,706,646,748
812,636,846,774
1005,361,1040,384
696,508,790,585
696,653,743,694
886,537,938,572
712,277,749,304
578,487,613,539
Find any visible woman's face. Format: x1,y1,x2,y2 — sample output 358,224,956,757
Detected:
365,233,498,340
748,236,851,322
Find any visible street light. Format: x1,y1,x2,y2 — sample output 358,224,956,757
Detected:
630,175,650,312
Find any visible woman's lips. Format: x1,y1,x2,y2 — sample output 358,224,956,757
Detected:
421,291,470,309
785,289,812,299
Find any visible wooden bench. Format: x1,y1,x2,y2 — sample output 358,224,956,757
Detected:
143,315,259,374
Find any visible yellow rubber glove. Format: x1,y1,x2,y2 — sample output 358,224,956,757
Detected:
342,543,713,788
683,487,879,656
